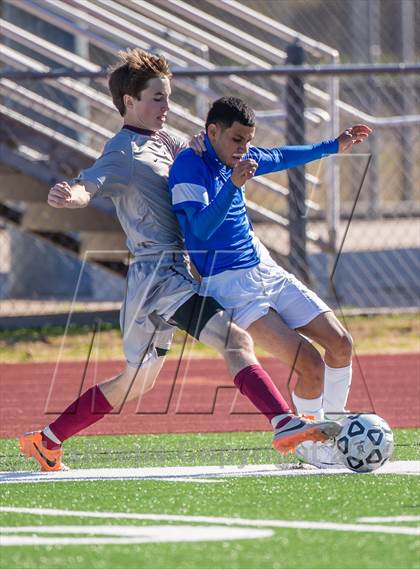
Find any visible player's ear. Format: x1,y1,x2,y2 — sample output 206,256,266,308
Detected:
123,94,134,111
207,123,217,142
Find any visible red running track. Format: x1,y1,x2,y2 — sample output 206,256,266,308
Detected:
0,354,419,438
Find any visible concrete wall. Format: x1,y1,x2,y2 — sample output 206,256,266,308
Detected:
1,225,418,308
310,248,420,309
2,225,125,302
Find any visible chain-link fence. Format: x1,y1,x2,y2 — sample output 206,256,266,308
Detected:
0,0,419,323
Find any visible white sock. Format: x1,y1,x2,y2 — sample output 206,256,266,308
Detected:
42,426,62,446
271,413,292,429
323,363,352,416
292,392,324,420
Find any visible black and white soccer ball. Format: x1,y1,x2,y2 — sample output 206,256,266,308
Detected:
335,414,394,473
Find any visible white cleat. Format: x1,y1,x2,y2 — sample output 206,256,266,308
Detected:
295,440,347,469
272,416,341,454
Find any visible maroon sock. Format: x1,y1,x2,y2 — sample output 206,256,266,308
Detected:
234,364,291,423
43,386,113,447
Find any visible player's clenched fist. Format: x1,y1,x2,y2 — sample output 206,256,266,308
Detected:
48,181,73,208
47,181,91,208
231,159,258,187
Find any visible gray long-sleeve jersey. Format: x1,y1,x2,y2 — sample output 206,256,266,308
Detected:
78,126,187,258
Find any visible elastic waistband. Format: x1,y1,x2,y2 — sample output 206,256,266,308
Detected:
131,251,188,264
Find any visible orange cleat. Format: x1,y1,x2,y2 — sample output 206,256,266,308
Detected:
273,416,341,454
19,431,68,472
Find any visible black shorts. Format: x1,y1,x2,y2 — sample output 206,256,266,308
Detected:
168,294,224,340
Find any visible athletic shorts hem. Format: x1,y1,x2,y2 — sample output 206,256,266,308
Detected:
233,305,331,331
234,306,270,330
126,351,158,369
288,306,331,330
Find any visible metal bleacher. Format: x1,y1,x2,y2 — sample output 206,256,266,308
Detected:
0,0,342,279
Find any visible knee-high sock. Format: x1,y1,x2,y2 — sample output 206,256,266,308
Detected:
234,364,291,424
42,386,112,449
292,392,324,420
323,363,352,415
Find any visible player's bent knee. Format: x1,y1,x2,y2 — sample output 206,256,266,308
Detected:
227,323,254,352
128,374,156,400
113,356,161,403
298,347,325,388
332,331,353,360
298,341,323,370
199,310,238,352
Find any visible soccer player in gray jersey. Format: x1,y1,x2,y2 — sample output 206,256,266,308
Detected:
19,49,340,472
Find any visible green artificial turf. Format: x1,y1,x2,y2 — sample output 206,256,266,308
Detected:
0,429,418,569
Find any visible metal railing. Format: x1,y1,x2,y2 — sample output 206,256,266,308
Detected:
0,8,323,229
0,0,419,313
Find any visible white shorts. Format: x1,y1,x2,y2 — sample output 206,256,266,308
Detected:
200,244,331,330
121,253,198,367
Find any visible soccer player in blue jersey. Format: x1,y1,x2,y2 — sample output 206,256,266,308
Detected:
19,52,341,472
169,97,372,468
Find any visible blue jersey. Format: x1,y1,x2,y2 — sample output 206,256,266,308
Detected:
169,135,338,277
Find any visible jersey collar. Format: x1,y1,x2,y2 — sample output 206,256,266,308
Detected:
204,135,226,170
123,124,156,136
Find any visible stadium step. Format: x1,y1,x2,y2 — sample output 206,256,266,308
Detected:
0,167,49,203
21,204,121,233
79,232,127,262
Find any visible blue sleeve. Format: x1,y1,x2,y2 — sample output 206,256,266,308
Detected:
178,178,239,240
249,138,339,176
169,151,210,210
169,150,240,240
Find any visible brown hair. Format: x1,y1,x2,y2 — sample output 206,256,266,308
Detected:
108,48,172,116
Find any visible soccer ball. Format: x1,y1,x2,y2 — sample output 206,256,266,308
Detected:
335,414,394,473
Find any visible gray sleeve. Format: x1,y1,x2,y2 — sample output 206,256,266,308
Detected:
165,131,188,159
77,145,133,198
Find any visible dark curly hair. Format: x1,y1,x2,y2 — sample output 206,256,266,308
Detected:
205,97,255,130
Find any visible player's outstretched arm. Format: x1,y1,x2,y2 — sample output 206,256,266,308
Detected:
47,181,95,209
337,124,373,153
250,124,373,177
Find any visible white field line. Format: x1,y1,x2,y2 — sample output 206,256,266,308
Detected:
0,524,272,546
0,507,418,537
0,460,418,484
358,515,420,523
157,477,223,483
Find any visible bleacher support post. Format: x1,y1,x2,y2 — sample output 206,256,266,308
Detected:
286,40,309,283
